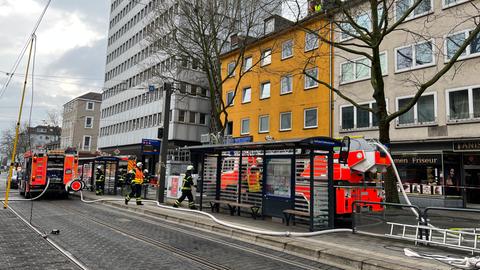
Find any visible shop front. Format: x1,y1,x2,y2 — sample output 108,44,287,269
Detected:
392,139,480,208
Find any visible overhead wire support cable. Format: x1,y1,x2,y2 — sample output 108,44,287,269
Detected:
0,0,52,99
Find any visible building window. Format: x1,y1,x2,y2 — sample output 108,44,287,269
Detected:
178,110,186,122
341,52,387,83
304,67,318,89
281,75,293,95
259,115,269,133
282,39,293,59
341,102,378,130
445,30,480,61
280,112,292,131
226,91,234,106
226,121,233,135
395,0,432,22
397,93,436,126
264,18,274,34
260,82,270,99
86,102,94,110
242,87,251,103
261,49,272,66
189,112,196,124
227,61,236,77
83,136,91,151
305,32,319,51
241,118,250,135
395,40,434,72
304,108,318,128
447,86,480,121
199,113,207,125
85,117,93,128
443,0,469,8
243,56,253,72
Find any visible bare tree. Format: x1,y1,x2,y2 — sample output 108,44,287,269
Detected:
287,0,480,202
145,0,282,134
46,109,62,140
0,122,31,163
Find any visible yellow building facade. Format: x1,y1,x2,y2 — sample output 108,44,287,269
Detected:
221,15,333,142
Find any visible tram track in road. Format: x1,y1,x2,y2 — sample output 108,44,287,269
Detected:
52,200,337,270
5,203,87,270
43,200,231,270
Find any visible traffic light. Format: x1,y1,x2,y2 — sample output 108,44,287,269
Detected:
157,128,164,139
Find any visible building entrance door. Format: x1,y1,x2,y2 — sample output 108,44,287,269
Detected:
464,166,480,205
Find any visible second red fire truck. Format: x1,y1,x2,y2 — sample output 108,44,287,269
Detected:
20,149,79,197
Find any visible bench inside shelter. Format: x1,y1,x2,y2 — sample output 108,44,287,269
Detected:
209,199,261,219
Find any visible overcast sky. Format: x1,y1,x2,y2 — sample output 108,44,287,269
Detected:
0,0,110,132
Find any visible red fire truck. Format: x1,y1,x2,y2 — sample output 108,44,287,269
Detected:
220,138,391,216
20,149,79,197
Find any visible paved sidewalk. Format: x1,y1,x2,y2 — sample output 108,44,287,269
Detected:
75,191,467,270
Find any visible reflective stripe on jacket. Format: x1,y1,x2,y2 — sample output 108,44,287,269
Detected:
132,167,144,184
181,175,194,191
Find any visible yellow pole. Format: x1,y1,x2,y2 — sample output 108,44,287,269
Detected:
3,37,35,209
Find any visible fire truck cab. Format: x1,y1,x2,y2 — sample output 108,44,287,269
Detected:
20,149,78,197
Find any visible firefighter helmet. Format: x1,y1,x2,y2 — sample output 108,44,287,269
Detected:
187,165,194,171
137,162,143,167
97,165,102,169
143,169,148,174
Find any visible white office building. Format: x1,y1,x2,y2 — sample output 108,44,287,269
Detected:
98,0,283,176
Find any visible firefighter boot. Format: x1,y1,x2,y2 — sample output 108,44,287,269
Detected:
136,198,143,205
188,202,197,210
173,200,179,208
125,195,130,205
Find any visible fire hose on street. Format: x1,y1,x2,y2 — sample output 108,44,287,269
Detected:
2,141,479,269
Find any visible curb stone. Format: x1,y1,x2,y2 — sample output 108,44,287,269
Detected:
77,195,451,270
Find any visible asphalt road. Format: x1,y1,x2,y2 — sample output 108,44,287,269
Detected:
0,174,339,270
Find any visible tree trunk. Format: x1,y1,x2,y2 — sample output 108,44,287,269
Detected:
378,121,400,204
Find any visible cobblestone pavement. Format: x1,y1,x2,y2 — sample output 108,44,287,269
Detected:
8,197,340,270
0,207,79,270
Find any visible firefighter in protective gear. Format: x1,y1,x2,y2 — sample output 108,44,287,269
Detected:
173,165,196,209
95,165,105,195
125,162,144,205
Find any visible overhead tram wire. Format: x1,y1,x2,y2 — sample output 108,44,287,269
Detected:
0,0,52,99
28,34,37,224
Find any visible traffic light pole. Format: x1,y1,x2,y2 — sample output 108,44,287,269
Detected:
157,82,171,203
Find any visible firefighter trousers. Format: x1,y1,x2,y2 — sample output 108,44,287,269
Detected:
95,181,104,195
174,190,195,209
126,183,142,204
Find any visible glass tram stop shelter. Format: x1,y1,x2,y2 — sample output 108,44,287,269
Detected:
78,156,127,195
187,136,343,232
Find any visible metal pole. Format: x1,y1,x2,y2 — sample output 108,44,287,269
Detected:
4,37,34,209
157,82,171,203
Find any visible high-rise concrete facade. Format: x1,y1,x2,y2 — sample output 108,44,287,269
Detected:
98,0,282,158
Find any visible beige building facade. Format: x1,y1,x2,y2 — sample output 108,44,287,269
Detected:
333,0,480,207
61,92,102,152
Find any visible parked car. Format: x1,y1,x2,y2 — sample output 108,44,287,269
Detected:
9,170,20,189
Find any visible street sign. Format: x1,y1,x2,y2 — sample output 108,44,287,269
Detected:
148,85,155,92
113,149,121,155
232,136,253,143
142,139,161,155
